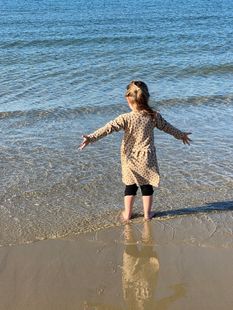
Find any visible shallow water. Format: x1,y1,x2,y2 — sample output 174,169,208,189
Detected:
0,0,233,246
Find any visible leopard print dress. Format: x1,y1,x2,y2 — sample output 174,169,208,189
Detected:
88,111,184,187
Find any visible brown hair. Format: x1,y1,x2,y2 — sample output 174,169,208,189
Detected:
125,80,156,118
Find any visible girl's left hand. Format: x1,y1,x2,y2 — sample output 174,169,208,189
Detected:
181,132,192,145
79,135,90,150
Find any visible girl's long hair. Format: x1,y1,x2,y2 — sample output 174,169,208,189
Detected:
125,80,156,119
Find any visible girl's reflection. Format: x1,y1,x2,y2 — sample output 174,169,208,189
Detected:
122,222,159,310
84,222,185,310
122,222,185,310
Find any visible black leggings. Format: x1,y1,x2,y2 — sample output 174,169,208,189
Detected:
124,184,154,196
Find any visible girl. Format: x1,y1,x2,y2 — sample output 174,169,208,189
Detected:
79,81,191,221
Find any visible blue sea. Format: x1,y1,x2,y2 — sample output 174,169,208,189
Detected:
0,0,233,246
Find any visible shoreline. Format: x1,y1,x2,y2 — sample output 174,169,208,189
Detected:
1,198,233,249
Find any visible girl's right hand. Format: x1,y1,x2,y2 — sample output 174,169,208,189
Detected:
79,135,90,150
181,132,192,145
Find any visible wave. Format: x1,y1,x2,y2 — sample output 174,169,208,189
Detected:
1,93,233,121
158,93,233,106
0,104,125,121
0,35,156,49
176,63,233,78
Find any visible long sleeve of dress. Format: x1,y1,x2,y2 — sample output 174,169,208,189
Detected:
154,113,184,140
88,114,126,143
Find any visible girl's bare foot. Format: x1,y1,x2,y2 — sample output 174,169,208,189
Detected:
121,211,131,223
144,211,155,221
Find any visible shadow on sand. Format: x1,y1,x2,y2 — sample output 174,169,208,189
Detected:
130,200,233,220
152,200,233,219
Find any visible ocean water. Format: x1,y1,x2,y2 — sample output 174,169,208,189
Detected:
0,0,233,246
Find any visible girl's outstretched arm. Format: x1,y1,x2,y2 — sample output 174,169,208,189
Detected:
155,113,192,144
79,114,126,150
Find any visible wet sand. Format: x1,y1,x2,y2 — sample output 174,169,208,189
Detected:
1,208,233,310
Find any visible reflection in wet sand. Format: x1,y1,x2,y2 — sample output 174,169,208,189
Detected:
122,222,186,310
84,222,186,310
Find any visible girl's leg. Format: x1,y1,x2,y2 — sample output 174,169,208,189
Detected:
140,185,154,220
122,195,135,220
142,195,153,220
122,184,138,220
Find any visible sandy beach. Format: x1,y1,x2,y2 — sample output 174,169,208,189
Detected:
1,0,233,308
1,204,233,310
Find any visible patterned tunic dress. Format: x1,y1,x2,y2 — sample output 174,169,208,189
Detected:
88,111,184,187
